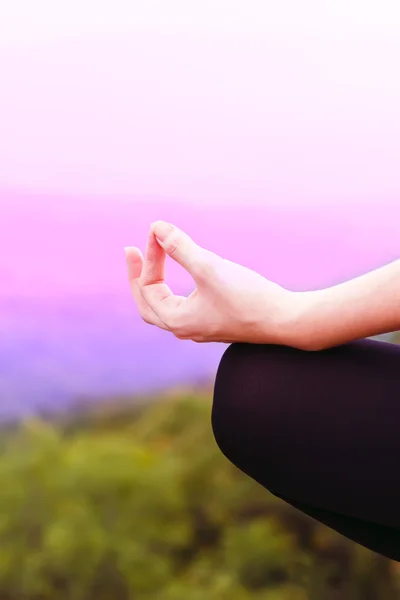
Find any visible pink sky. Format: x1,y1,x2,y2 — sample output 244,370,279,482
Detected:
1,5,399,302
1,191,399,302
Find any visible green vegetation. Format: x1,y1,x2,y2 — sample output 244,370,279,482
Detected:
0,390,399,599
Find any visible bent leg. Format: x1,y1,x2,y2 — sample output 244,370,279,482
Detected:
211,339,400,561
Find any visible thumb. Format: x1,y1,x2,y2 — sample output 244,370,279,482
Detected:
151,220,207,279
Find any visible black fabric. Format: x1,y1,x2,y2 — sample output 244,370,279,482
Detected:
211,338,400,561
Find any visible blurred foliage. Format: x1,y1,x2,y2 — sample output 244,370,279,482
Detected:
0,390,399,599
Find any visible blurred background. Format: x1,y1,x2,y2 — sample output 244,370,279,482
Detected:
1,1,400,598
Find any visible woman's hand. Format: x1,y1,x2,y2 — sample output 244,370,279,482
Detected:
124,221,304,346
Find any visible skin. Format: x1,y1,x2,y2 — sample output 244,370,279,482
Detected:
124,220,302,347
296,257,400,350
125,220,400,351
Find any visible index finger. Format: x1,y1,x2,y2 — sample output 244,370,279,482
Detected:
140,227,167,287
139,228,189,325
139,227,176,319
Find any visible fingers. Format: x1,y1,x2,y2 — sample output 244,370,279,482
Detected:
138,229,174,315
140,228,167,287
125,222,209,332
151,221,214,283
135,228,185,326
141,278,185,327
124,246,170,330
125,246,142,281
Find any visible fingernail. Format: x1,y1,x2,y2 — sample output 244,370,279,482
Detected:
151,221,173,242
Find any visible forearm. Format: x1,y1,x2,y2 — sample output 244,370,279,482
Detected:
292,258,400,351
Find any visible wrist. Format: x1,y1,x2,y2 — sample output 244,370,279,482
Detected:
279,258,400,351
280,290,322,351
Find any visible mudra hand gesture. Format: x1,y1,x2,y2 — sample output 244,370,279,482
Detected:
124,220,300,346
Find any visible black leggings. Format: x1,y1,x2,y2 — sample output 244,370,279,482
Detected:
211,338,400,562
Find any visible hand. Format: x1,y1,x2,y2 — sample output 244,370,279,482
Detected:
124,220,301,346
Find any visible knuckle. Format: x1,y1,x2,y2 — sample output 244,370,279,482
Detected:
174,333,186,340
164,234,180,257
171,323,186,338
141,312,153,325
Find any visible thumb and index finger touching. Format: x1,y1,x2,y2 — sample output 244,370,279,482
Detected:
149,221,209,277
124,220,210,325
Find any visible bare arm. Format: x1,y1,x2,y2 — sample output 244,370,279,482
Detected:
292,258,400,351
125,220,399,350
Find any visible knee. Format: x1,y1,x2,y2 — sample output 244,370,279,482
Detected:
211,343,244,462
210,342,301,482
211,342,284,465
